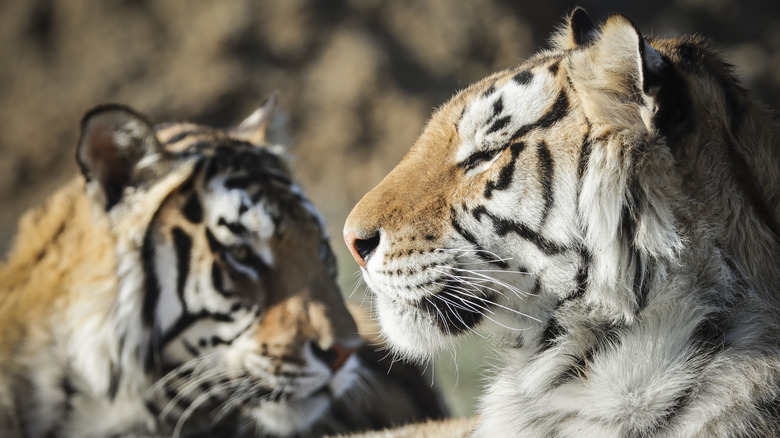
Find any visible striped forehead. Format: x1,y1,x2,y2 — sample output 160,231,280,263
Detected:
203,173,277,245
456,67,561,161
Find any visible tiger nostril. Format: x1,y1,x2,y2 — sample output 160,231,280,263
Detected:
354,234,380,261
344,230,380,268
311,342,357,371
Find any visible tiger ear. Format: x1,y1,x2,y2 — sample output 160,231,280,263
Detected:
569,14,667,129
77,104,168,210
230,92,288,147
552,7,597,50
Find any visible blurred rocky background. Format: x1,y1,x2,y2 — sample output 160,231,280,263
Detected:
1,0,778,416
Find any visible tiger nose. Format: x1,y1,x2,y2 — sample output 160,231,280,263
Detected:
343,230,380,268
311,342,359,371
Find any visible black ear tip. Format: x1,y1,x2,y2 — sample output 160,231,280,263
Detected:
570,7,597,46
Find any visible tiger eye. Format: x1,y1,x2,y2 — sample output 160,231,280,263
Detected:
229,245,250,262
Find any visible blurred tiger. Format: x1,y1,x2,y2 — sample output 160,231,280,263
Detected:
344,8,780,438
0,96,446,437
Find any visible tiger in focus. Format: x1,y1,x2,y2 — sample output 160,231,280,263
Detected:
344,8,780,437
0,96,446,437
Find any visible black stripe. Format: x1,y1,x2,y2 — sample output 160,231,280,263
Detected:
484,142,525,199
491,96,504,118
211,261,232,297
572,246,591,300
142,222,163,327
482,84,496,97
486,115,511,135
182,339,201,357
539,313,565,352
158,311,238,351
513,70,533,86
472,206,566,255
224,175,256,190
510,91,569,142
218,217,247,234
182,193,203,224
548,61,560,76
537,141,554,225
172,227,192,302
550,322,622,388
205,228,221,253
551,351,589,388
450,208,509,268
632,253,652,311
164,130,198,145
576,134,592,183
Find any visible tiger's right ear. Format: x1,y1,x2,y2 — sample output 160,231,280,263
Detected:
77,104,168,210
230,92,288,147
552,7,598,50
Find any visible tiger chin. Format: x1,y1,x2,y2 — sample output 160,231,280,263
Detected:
345,8,780,438
0,97,446,437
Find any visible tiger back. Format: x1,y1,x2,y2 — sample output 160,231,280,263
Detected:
344,8,780,437
0,97,445,437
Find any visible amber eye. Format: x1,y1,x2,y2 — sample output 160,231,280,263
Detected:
461,148,500,170
228,245,251,263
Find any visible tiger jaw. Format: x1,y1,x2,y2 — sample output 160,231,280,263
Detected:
361,243,539,360
248,352,359,435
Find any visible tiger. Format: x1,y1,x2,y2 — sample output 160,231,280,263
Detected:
0,96,446,437
344,7,780,438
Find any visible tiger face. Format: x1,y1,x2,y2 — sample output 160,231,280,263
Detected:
76,98,362,435
343,10,698,363
345,67,589,361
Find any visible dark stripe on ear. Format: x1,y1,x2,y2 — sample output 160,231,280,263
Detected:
472,206,567,255
548,61,560,75
484,142,525,199
164,130,198,145
182,193,203,224
172,227,192,302
537,142,555,225
492,96,504,119
513,70,533,86
486,115,511,135
510,91,568,142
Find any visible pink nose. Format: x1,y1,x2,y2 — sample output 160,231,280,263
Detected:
343,230,380,268
312,342,360,371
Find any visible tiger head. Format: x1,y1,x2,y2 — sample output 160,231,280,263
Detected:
344,8,779,363
76,96,362,435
